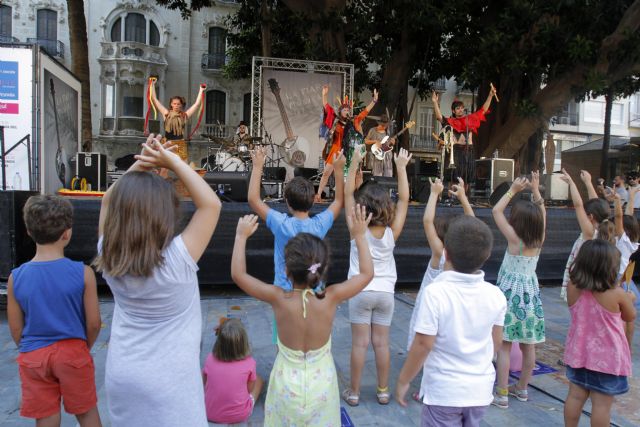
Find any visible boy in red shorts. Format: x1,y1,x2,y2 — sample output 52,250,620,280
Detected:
7,195,102,427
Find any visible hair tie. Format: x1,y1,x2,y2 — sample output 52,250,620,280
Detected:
308,263,321,274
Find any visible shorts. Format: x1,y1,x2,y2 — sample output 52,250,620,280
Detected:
17,339,97,419
349,291,395,326
421,404,488,427
566,366,629,395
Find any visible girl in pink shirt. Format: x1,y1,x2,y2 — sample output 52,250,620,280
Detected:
564,239,636,427
202,319,263,424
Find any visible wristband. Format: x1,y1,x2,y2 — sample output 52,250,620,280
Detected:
506,191,513,199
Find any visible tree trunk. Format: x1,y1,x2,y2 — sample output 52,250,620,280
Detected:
66,0,92,151
260,0,272,57
601,87,614,181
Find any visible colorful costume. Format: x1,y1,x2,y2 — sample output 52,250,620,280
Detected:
164,110,188,161
321,101,369,175
440,107,488,184
496,242,545,344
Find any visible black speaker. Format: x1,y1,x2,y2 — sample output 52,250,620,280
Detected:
489,181,510,206
0,191,37,279
294,167,319,181
203,171,250,202
411,175,432,203
475,158,514,194
76,153,107,191
366,176,398,200
264,167,287,181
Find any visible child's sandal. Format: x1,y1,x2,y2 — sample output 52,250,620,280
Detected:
342,389,360,407
376,386,391,405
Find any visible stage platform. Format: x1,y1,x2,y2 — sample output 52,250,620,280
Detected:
0,191,583,285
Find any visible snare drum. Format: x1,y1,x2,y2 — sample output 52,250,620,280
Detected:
221,156,246,172
215,151,232,166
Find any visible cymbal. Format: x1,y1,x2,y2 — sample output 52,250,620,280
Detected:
244,136,263,142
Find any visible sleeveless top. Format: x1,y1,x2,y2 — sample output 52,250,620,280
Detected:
348,227,397,293
564,290,631,376
12,258,87,352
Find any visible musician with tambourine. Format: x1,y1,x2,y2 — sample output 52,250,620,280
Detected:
432,83,498,186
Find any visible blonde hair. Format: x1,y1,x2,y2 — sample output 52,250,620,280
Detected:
93,172,179,277
213,319,251,362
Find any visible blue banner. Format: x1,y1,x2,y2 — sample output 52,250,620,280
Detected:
0,61,19,100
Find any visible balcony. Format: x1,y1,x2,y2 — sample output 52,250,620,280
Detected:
410,133,439,152
201,53,227,71
99,41,167,66
551,113,579,127
27,38,64,58
101,117,160,136
431,77,447,92
199,123,236,138
0,35,19,43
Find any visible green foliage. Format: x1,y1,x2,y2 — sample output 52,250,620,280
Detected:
154,0,215,19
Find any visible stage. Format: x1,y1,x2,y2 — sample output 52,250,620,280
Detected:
1,191,582,285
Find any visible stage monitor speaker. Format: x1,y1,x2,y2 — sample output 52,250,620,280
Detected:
366,176,398,200
0,191,36,279
475,158,514,194
294,167,319,181
204,171,250,202
76,153,107,191
264,167,287,181
411,175,433,203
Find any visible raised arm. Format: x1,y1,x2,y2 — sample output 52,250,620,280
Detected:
83,266,101,350
345,147,363,218
134,137,221,261
328,151,346,220
530,171,546,240
612,192,624,238
580,170,598,200
424,178,444,268
231,215,280,302
185,85,206,118
431,91,443,122
322,84,329,107
327,205,373,302
481,83,497,112
492,177,529,247
560,169,595,239
6,274,23,347
449,177,474,217
248,147,270,221
149,78,168,117
391,148,412,240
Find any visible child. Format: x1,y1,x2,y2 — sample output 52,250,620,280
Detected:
560,169,612,299
564,239,636,427
341,146,411,406
491,172,546,409
248,146,346,292
7,195,102,427
94,134,221,427
230,206,374,426
396,216,507,427
406,177,474,402
203,318,263,424
617,186,640,281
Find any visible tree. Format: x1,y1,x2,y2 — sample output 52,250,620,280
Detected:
66,0,92,150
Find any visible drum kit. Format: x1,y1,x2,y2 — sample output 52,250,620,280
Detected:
201,134,266,172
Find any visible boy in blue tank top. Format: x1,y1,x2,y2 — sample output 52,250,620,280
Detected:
7,195,103,426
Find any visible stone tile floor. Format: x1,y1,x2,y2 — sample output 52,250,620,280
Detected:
1,286,638,426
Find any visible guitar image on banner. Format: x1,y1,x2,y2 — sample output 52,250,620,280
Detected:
267,78,309,168
50,78,69,187
370,120,415,160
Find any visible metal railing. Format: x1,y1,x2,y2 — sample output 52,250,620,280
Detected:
27,38,64,58
431,77,447,92
201,53,227,70
199,124,235,138
551,113,579,126
0,35,19,43
409,133,439,152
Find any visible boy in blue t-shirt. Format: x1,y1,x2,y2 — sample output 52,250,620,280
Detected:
248,147,346,291
7,195,102,426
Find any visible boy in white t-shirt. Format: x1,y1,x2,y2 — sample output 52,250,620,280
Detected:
396,216,507,427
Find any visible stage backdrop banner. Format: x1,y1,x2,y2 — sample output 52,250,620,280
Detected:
40,55,81,194
262,69,343,172
0,46,34,190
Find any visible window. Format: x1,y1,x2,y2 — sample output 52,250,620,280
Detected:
611,103,624,126
0,5,12,38
631,93,640,127
418,106,434,138
104,84,115,118
207,27,227,69
584,101,604,123
243,93,251,123
556,100,578,125
37,9,57,41
149,21,160,46
125,13,146,43
206,90,226,124
111,18,121,42
120,83,143,117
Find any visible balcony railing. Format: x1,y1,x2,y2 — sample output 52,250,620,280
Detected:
551,113,579,126
199,123,236,139
431,77,447,92
410,133,439,152
201,53,227,70
27,38,64,58
0,35,19,43
101,117,160,135
99,41,167,66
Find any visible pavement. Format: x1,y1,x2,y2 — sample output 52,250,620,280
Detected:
1,286,639,427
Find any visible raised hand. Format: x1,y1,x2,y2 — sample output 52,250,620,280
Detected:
346,204,372,238
431,91,439,104
135,134,181,170
333,150,346,170
372,88,379,103
449,177,466,199
580,170,592,184
429,177,444,196
251,146,267,169
322,84,329,96
394,148,412,169
510,176,530,193
236,214,259,239
559,168,573,184
530,171,540,193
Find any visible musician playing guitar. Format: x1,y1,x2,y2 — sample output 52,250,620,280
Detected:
432,84,497,185
365,114,395,177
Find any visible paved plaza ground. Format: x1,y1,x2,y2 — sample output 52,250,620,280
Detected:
1,286,639,426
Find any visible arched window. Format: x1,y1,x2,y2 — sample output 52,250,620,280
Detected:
0,5,12,38
149,21,160,46
37,9,57,41
206,90,226,124
125,13,146,43
110,18,121,42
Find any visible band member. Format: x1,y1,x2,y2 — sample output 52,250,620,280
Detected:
432,84,497,184
365,114,395,177
316,85,377,201
234,121,250,143
149,80,206,162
